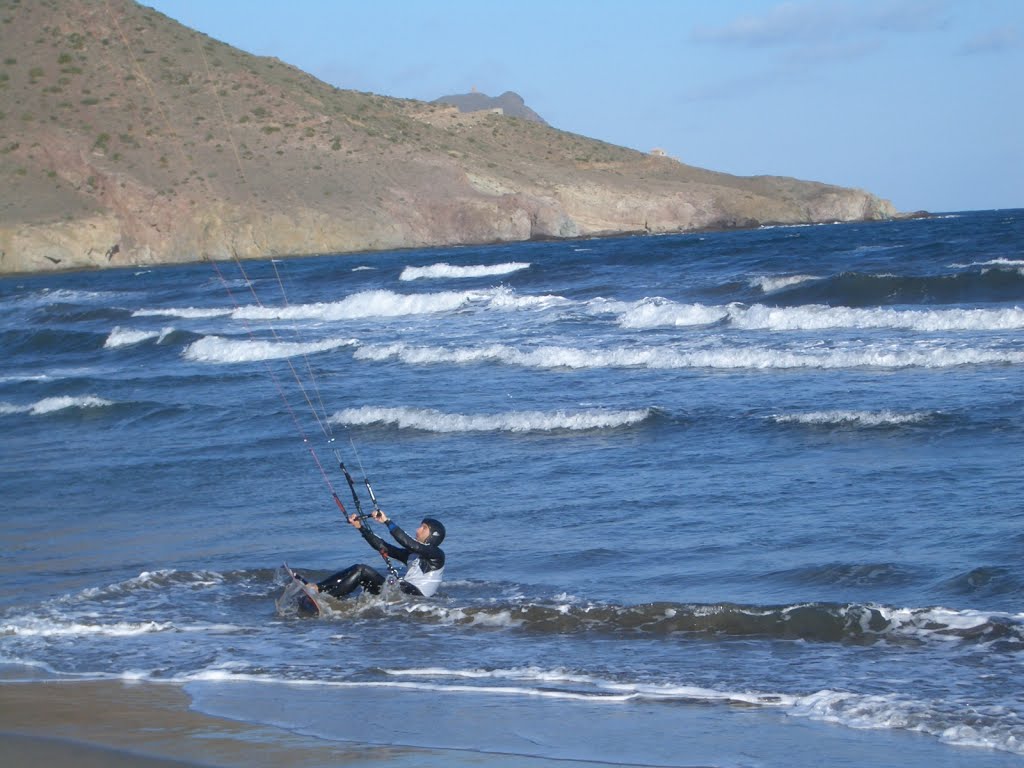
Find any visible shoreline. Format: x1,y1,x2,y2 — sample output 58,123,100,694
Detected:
5,676,1014,768
0,211,935,280
0,679,652,768
0,679,411,768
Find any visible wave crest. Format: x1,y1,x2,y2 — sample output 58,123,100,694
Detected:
136,287,564,324
770,410,934,428
329,405,654,433
133,306,231,319
404,600,1024,649
751,275,822,293
355,341,1024,370
182,335,355,363
400,262,530,281
292,591,1024,651
0,395,114,416
104,326,175,348
617,299,727,329
617,300,1024,332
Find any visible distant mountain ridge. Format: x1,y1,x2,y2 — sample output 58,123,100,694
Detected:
0,0,896,275
433,90,548,124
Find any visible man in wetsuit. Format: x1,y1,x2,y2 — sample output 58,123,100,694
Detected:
302,509,446,599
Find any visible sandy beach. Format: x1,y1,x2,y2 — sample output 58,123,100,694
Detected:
0,680,363,768
7,677,1010,768
0,680,657,768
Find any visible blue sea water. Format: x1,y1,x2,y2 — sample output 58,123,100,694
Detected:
1,209,1023,766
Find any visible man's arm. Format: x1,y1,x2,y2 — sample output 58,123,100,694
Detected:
348,513,408,563
372,510,444,563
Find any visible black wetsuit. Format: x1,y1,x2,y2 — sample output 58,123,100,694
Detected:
317,519,445,599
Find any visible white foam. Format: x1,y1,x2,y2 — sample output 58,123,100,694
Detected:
232,289,474,320
877,605,1024,639
385,666,601,686
0,373,52,383
1,618,174,637
328,405,652,433
133,306,231,319
72,569,226,600
183,672,637,702
772,410,931,427
617,299,727,329
750,275,822,293
733,304,1024,332
104,326,174,348
759,222,831,230
951,258,1024,271
383,665,792,707
616,300,1024,332
137,287,563,324
400,262,530,280
354,341,1024,371
484,287,567,311
16,288,123,307
0,367,97,384
182,335,355,364
0,395,114,416
790,689,1024,755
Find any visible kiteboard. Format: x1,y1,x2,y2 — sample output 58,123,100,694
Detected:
280,563,321,617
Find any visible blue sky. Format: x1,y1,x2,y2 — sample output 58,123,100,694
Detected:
144,0,1023,213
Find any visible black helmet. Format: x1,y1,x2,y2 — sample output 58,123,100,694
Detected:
421,517,445,545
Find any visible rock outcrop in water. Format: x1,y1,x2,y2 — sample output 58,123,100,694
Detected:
0,0,896,275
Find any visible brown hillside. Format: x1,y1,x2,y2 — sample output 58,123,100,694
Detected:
0,0,896,274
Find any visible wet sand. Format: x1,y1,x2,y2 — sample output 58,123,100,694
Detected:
4,673,1021,768
0,680,512,768
0,732,203,768
0,680,646,768
0,680,358,768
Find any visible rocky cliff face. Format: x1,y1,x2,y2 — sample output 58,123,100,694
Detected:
1,162,894,275
0,1,896,276
433,90,549,124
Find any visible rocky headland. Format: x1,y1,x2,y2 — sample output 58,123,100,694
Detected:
0,0,897,275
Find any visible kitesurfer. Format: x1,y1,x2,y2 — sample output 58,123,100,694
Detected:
297,510,446,598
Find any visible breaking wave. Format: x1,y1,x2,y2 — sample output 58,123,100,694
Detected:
750,275,822,293
133,306,231,319
0,395,114,416
182,335,356,363
136,287,563,324
354,341,1024,370
769,410,935,428
104,326,176,348
271,587,1024,651
616,299,1024,331
328,405,655,433
950,258,1024,273
400,262,531,280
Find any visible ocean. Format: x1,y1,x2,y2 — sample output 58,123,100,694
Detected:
1,209,1022,767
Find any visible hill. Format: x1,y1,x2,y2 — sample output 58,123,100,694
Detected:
0,0,896,275
433,90,548,124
